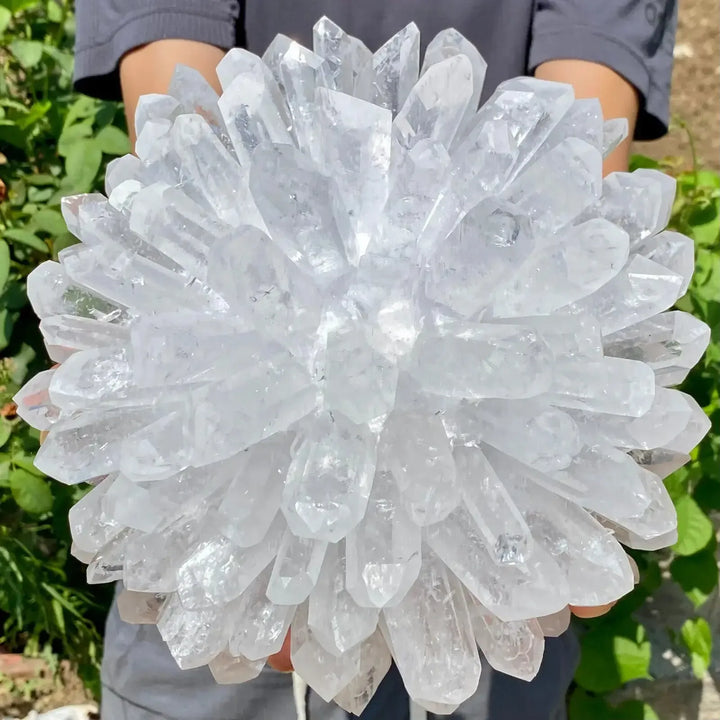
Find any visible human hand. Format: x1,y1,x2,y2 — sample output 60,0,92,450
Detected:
569,603,615,619
263,597,618,674
267,631,293,672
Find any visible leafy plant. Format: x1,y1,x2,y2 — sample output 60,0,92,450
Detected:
568,150,720,718
0,0,126,694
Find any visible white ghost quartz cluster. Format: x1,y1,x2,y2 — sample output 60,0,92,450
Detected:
15,17,711,714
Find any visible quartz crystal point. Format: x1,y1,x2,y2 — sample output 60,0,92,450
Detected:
14,369,59,430
315,87,391,263
467,595,545,682
537,607,572,638
313,17,372,96
117,590,166,624
216,49,292,165
604,311,710,386
228,564,296,661
371,23,420,115
209,650,266,684
291,603,361,702
308,541,380,655
266,529,328,604
381,412,460,525
157,594,227,670
281,412,377,542
345,468,421,608
421,28,487,141
16,17,711,711
382,551,481,709
426,504,569,622
333,629,392,715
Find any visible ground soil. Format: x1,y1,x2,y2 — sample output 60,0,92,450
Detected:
0,657,92,719
634,0,720,170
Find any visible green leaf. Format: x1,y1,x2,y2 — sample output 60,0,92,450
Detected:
46,0,62,22
0,307,19,349
42,44,73,76
568,690,613,720
686,200,719,247
694,476,720,512
575,619,651,693
65,139,102,192
95,125,130,156
613,702,660,720
673,495,714,556
7,343,36,385
0,417,12,448
50,597,66,634
9,178,27,206
0,119,27,149
664,466,690,503
670,547,719,608
613,633,652,685
52,232,78,259
0,6,11,33
0,239,10,291
568,690,659,720
681,617,712,678
3,228,49,253
63,95,97,127
14,100,51,131
11,451,44,476
695,249,720,291
629,155,661,172
0,457,10,486
9,468,53,514
94,101,118,129
0,0,41,11
28,186,55,203
30,208,67,236
24,173,59,187
695,170,720,189
57,118,93,156
0,280,28,310
575,628,622,692
9,39,43,68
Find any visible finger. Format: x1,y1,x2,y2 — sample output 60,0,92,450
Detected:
267,631,293,672
569,602,616,619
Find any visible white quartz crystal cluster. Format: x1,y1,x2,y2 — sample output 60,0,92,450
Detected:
15,17,711,714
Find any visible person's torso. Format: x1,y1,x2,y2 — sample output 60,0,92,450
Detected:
243,0,536,102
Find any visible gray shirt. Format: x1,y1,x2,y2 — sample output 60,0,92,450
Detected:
74,0,677,140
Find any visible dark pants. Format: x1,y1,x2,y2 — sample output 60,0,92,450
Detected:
356,634,578,720
102,591,578,720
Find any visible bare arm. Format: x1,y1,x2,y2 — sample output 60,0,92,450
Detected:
535,59,640,174
120,39,226,148
120,46,641,173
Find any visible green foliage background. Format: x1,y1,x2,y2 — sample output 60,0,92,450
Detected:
0,0,718,714
0,0,127,695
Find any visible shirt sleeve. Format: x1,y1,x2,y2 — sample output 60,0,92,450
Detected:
528,0,678,140
73,0,243,101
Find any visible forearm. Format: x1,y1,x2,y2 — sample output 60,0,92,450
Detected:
534,59,640,174
120,39,226,147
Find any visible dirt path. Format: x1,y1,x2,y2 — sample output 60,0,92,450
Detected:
634,0,720,170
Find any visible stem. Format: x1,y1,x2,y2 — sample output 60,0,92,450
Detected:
51,0,70,46
677,118,699,187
